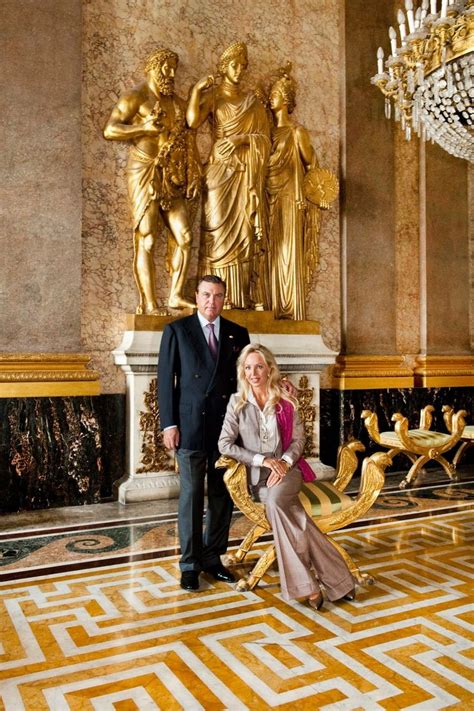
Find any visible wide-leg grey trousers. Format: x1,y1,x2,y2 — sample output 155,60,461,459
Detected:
257,468,355,601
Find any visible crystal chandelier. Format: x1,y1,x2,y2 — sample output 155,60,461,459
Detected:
371,0,473,162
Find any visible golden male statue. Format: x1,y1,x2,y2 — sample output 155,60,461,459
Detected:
104,48,200,313
187,42,271,310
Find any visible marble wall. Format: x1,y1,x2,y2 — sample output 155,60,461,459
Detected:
343,0,398,354
0,394,125,513
343,0,471,361
1,0,82,351
81,0,343,393
470,164,474,351
425,143,470,354
2,0,472,396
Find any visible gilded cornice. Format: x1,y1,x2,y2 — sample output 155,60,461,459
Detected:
331,354,474,390
331,355,413,390
414,355,474,387
0,353,100,397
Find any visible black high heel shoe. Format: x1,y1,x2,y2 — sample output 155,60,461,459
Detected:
342,588,356,601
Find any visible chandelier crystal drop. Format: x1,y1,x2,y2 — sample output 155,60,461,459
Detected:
371,0,474,162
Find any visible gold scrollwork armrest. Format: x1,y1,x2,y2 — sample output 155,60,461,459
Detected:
317,451,392,534
392,410,467,455
332,440,366,492
361,409,382,445
419,405,435,430
216,455,271,531
442,404,455,433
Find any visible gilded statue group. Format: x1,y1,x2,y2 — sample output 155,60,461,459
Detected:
104,43,338,321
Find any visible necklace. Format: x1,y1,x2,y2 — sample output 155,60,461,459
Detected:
259,408,271,444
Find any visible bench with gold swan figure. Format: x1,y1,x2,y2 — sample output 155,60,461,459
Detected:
217,440,392,593
361,406,467,489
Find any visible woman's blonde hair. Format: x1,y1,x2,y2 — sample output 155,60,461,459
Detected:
234,343,297,412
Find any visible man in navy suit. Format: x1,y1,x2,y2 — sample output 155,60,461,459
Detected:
158,275,250,591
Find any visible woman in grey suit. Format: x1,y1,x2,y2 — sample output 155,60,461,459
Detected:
218,344,355,610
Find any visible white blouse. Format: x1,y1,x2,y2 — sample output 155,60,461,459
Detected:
248,392,293,468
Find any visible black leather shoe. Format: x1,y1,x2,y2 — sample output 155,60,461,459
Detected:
180,571,200,591
203,563,235,583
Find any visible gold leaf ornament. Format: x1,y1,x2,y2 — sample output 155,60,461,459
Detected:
304,168,339,209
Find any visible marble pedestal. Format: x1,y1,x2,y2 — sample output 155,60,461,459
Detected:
113,321,337,503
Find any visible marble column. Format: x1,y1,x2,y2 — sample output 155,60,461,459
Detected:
1,0,83,352
423,142,470,355
343,0,398,355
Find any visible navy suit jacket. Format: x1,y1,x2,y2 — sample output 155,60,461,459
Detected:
158,313,250,451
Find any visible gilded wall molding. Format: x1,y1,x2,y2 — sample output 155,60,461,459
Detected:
414,355,474,387
331,355,413,390
126,311,320,335
0,354,100,397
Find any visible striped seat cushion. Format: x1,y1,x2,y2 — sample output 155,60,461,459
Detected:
462,425,474,440
379,429,453,449
299,481,353,518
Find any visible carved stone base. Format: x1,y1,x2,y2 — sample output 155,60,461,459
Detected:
117,470,180,503
113,324,338,504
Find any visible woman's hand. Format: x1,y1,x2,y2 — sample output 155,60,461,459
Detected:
214,135,249,160
264,457,290,487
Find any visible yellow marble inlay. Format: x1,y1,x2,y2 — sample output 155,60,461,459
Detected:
0,510,473,709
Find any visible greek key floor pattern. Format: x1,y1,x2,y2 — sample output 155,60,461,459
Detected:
1,509,473,710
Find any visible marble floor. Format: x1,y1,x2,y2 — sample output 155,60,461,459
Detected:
0,468,473,710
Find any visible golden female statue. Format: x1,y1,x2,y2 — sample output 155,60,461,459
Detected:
187,42,271,310
104,49,200,313
267,65,321,321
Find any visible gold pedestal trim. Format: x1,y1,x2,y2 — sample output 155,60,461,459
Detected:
126,311,320,335
414,355,474,388
0,353,100,398
331,355,413,390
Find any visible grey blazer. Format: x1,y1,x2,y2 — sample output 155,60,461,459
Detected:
218,393,305,485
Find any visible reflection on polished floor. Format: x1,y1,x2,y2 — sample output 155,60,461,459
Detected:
1,470,473,710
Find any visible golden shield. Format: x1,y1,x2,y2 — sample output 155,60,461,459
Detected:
304,168,339,209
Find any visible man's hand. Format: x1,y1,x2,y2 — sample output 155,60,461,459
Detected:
163,426,180,450
282,378,298,397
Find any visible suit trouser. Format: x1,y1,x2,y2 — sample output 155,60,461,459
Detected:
257,468,355,601
176,448,234,572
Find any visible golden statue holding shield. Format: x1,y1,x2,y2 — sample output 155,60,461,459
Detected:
267,64,338,321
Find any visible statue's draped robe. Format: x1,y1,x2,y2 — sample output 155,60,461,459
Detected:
200,93,271,309
267,125,318,321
